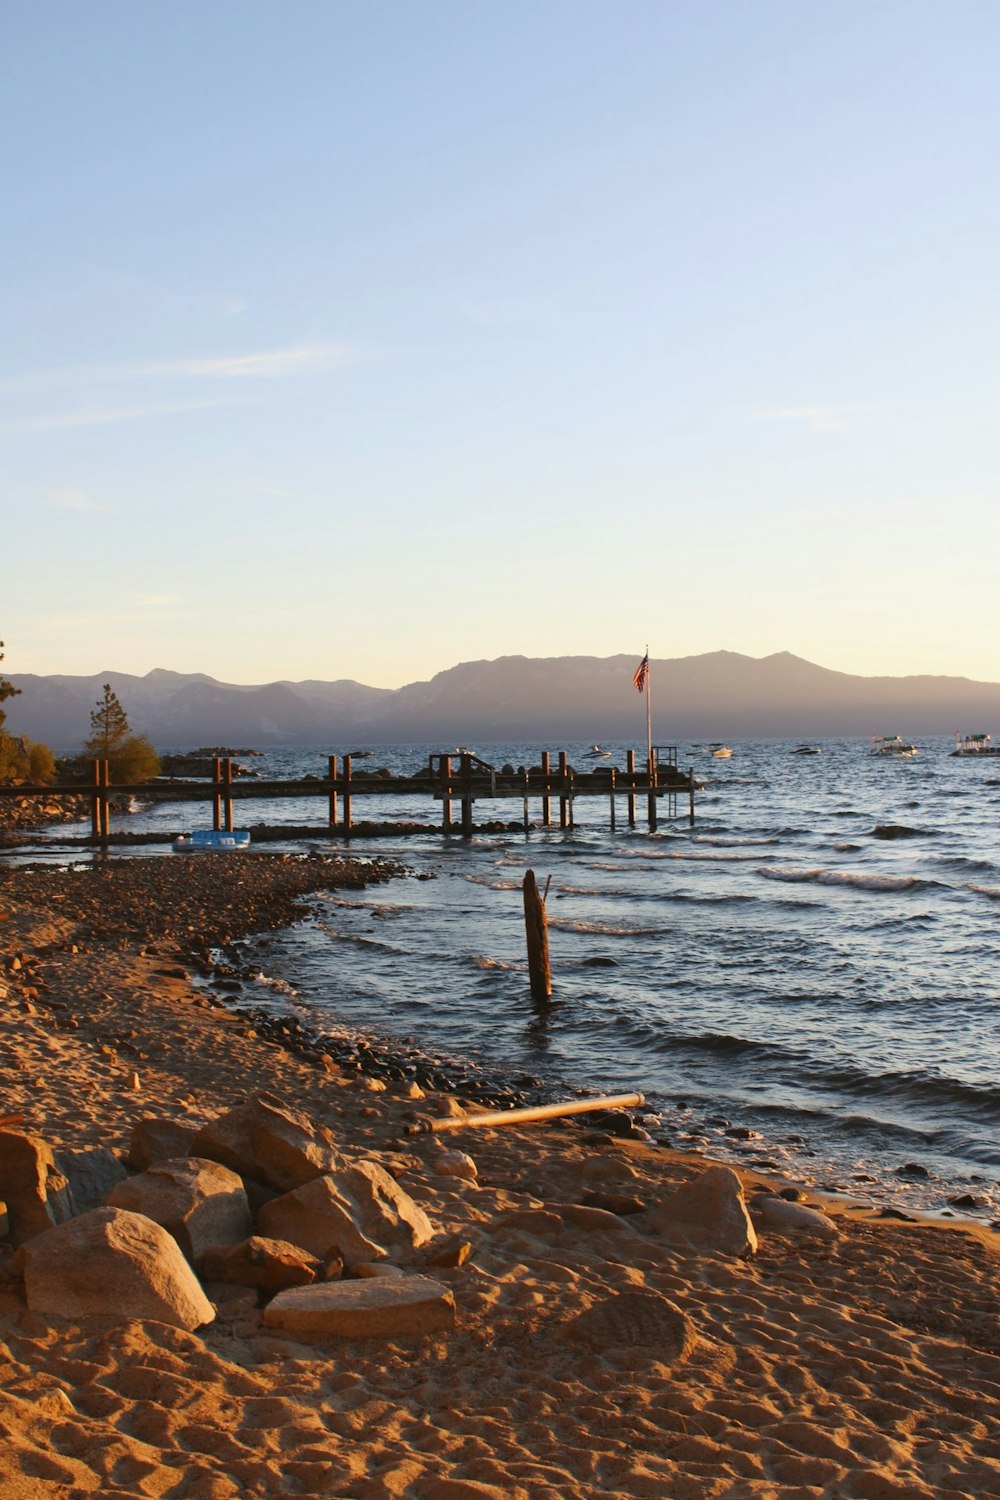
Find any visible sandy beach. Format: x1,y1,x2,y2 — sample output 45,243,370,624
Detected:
2,853,999,1500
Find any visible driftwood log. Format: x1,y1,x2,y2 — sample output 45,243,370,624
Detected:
404,1093,646,1136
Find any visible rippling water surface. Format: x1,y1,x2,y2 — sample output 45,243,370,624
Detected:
24,736,1000,1219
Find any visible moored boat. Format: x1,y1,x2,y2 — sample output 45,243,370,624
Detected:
871,735,918,758
710,744,733,759
951,732,1000,756
172,829,251,853
792,745,821,755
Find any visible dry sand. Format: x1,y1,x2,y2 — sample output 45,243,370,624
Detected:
1,854,999,1500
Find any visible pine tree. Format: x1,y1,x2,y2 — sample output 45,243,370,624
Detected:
85,684,131,758
0,640,19,733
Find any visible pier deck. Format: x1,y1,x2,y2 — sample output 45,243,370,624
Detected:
0,749,699,844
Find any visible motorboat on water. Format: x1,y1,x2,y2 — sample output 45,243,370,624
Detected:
871,735,918,758
951,732,1000,756
585,745,612,758
792,745,821,755
172,829,251,853
710,744,733,759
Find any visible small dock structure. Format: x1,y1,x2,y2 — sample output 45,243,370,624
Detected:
0,748,699,846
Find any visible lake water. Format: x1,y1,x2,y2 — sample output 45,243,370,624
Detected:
17,736,1000,1223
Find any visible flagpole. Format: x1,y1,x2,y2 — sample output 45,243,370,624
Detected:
645,643,653,774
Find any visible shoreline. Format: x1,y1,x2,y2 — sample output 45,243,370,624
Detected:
6,847,997,1231
3,853,1000,1497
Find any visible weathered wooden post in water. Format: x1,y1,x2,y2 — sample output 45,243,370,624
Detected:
328,755,338,827
522,869,552,1001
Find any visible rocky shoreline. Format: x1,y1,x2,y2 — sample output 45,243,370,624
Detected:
2,852,1000,1498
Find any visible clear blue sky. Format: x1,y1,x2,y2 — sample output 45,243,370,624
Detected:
3,1,999,686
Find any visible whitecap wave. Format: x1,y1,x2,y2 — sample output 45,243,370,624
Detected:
547,917,667,936
965,883,1000,901
473,954,513,970
757,866,923,893
248,973,299,997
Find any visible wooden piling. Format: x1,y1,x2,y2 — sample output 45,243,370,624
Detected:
647,751,657,832
626,749,636,828
689,766,695,827
343,754,353,833
328,755,338,826
212,757,222,831
90,758,101,841
541,751,551,827
223,757,234,832
522,768,530,833
440,754,452,832
522,869,552,1001
101,759,110,841
558,751,569,829
460,753,474,836
609,766,617,831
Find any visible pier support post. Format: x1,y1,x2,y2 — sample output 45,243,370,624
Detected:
90,759,110,843
460,753,474,837
626,750,636,828
101,759,110,842
212,758,222,831
522,869,552,1001
522,769,530,833
541,751,551,827
441,755,452,832
609,766,616,831
343,754,353,834
223,758,234,832
689,767,695,827
90,758,101,842
558,752,569,829
328,755,338,826
647,751,657,833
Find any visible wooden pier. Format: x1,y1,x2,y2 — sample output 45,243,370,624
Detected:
0,749,699,846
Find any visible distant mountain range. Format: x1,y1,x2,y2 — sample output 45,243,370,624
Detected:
5,652,1000,749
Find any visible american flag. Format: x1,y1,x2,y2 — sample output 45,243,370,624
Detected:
632,653,649,693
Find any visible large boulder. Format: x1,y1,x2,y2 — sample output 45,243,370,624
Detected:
337,1161,434,1252
646,1165,758,1258
54,1146,128,1215
263,1274,455,1338
258,1160,433,1267
0,1130,74,1246
21,1207,215,1329
124,1117,198,1171
257,1175,387,1266
106,1158,252,1264
192,1095,339,1191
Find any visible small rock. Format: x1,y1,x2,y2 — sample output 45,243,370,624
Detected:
434,1150,478,1182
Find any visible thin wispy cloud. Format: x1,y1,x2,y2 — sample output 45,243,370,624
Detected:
46,489,108,512
761,401,922,433
0,342,349,396
0,395,263,436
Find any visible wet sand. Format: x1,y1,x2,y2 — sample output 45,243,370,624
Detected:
2,854,999,1499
